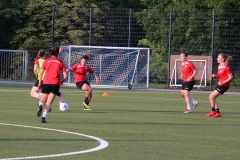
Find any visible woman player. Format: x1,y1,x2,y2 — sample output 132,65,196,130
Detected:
207,53,232,117
37,46,67,123
67,53,100,110
31,49,65,110
180,51,199,113
30,50,45,99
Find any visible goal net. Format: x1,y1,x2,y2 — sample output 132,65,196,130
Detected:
169,55,213,90
0,49,28,81
59,45,150,89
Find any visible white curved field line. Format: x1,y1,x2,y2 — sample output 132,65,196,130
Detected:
0,123,109,160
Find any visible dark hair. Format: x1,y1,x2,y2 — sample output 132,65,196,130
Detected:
181,51,189,57
81,53,92,61
219,53,231,64
49,46,59,56
34,50,45,60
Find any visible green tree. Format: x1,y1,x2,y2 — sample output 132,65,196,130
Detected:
0,0,28,49
136,0,240,84
10,0,111,50
101,0,146,9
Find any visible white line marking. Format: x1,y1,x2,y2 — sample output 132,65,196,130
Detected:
0,123,109,160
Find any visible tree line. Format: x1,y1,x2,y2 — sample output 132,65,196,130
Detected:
1,0,240,84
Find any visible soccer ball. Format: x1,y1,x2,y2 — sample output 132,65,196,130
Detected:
59,103,69,111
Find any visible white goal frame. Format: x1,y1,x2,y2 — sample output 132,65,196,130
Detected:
169,59,207,89
0,49,28,81
60,45,150,89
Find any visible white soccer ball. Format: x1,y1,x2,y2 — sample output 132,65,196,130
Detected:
59,103,69,111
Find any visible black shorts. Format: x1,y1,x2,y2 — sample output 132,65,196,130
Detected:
182,81,195,91
33,80,39,87
215,85,229,95
76,81,90,90
41,84,61,96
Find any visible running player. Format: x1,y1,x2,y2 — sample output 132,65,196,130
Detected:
207,53,232,117
30,49,65,109
66,53,100,110
180,51,199,113
37,46,67,123
30,50,45,99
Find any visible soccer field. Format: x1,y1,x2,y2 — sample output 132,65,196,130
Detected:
0,84,240,160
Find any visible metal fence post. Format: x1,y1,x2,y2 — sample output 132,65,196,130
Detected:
89,8,93,46
167,9,173,89
128,8,132,47
210,9,216,91
52,7,55,47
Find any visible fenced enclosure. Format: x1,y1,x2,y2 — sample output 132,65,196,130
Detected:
1,8,240,91
0,50,28,81
59,45,150,89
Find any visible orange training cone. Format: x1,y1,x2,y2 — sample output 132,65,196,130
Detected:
102,92,109,96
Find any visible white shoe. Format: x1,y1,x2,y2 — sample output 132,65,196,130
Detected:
193,101,199,110
184,109,192,113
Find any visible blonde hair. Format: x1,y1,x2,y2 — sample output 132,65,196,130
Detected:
219,53,231,64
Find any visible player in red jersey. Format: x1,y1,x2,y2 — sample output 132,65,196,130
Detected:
180,51,199,113
31,49,65,111
37,46,67,123
206,53,232,118
67,53,100,110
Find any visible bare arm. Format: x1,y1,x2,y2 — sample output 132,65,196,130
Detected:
38,69,44,89
60,72,68,85
187,70,197,82
92,72,100,85
218,73,233,86
34,64,39,78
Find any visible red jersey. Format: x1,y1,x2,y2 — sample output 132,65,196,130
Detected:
217,63,232,87
41,57,66,85
69,63,94,82
181,60,196,82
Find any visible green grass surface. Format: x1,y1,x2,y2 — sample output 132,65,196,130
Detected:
0,84,240,160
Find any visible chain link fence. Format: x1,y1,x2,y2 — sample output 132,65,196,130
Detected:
6,8,240,90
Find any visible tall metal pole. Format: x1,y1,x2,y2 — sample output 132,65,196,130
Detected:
52,7,55,47
128,8,132,47
89,8,93,46
167,9,173,89
210,9,216,91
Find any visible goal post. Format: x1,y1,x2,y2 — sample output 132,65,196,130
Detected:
59,45,150,89
0,49,28,81
169,55,212,89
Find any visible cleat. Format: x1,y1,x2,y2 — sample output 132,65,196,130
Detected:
37,104,43,117
206,111,216,117
183,109,192,113
193,101,199,110
82,102,90,109
83,107,91,110
211,112,222,118
41,117,47,123
49,108,52,112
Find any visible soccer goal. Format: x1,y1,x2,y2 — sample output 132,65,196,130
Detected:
169,55,212,90
0,49,28,81
59,45,150,89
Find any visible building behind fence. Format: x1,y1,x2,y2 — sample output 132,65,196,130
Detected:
1,8,240,91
